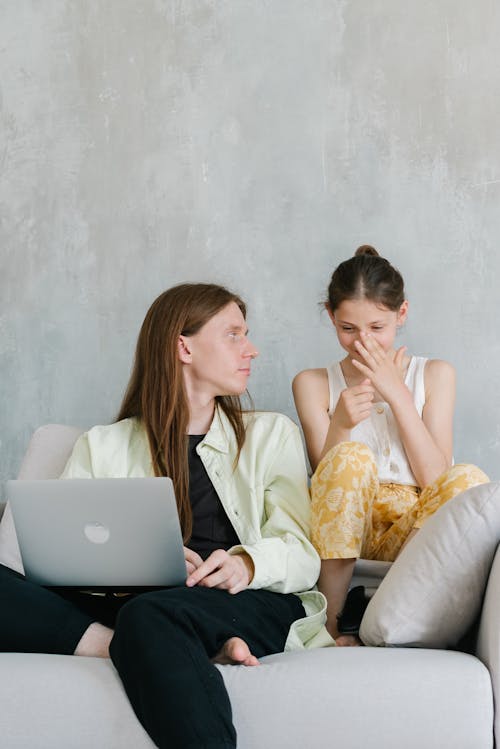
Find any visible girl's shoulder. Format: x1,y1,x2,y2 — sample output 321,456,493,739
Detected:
292,367,331,413
292,367,329,396
423,358,456,395
292,367,328,387
423,358,455,377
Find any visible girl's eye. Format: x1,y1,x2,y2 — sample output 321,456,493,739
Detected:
228,332,242,341
371,327,384,331
341,327,354,333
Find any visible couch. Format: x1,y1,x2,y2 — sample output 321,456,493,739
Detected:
0,424,498,748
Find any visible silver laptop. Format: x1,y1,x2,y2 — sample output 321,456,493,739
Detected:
6,477,187,589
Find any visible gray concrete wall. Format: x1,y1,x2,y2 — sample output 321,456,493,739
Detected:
2,0,499,490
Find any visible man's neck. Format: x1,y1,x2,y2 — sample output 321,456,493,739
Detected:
187,397,216,435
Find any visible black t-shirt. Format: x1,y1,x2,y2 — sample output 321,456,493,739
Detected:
187,435,240,560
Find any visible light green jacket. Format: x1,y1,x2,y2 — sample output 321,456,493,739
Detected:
61,408,332,649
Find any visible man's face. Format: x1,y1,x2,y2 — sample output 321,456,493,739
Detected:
180,302,258,398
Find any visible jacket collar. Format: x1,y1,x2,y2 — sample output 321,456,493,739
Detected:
199,405,232,454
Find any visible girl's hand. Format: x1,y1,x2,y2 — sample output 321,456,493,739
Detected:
351,333,407,403
333,379,375,429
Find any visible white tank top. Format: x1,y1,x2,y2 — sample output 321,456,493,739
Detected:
326,356,427,486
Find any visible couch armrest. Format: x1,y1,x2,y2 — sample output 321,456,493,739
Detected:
476,542,500,747
17,424,84,480
0,424,84,574
0,502,23,574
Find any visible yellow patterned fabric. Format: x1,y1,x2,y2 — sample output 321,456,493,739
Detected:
311,442,489,562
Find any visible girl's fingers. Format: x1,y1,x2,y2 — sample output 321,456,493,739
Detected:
353,340,373,363
350,379,374,393
360,334,389,367
351,358,371,376
350,389,374,402
361,332,385,352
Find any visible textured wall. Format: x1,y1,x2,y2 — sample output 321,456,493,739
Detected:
2,0,500,491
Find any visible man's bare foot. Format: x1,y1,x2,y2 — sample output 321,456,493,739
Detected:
211,636,260,666
74,622,114,658
335,634,363,647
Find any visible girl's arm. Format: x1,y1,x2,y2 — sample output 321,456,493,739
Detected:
292,369,332,471
391,359,455,486
351,333,454,487
292,369,374,472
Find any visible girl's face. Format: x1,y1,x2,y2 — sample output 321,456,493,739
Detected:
328,297,408,359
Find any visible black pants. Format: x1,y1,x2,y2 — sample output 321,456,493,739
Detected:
0,564,304,748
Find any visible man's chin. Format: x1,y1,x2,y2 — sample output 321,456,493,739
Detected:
224,384,248,397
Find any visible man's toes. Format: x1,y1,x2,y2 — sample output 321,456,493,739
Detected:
212,637,260,666
335,634,362,647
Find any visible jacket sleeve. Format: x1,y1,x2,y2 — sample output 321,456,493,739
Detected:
229,424,320,594
59,432,95,478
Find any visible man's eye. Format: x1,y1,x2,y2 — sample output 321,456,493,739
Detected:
371,327,384,331
341,327,354,333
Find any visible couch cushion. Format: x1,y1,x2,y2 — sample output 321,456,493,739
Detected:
0,648,493,749
360,481,500,648
225,648,493,749
351,558,392,593
0,653,155,748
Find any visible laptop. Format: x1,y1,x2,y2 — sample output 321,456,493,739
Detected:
6,477,187,590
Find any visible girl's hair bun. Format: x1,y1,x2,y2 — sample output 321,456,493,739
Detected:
354,245,379,257
327,245,404,312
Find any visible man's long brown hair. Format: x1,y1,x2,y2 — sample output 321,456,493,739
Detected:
117,283,248,542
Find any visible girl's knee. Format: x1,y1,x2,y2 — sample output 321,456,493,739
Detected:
314,441,377,480
441,463,489,490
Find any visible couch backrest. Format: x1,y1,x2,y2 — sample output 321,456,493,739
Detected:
0,424,83,573
1,423,391,588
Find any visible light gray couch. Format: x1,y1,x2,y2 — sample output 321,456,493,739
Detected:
0,425,498,749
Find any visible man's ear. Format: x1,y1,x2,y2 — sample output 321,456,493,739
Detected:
178,335,192,364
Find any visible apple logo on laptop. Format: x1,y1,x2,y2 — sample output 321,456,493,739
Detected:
84,522,110,544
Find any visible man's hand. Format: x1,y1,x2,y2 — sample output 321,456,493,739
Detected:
183,546,203,576
186,549,254,594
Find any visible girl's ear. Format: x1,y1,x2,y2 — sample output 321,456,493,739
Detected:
178,335,192,364
325,303,336,326
397,300,409,326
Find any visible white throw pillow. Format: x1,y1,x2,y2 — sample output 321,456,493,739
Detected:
360,481,500,648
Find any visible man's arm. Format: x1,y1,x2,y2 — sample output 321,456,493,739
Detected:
228,423,320,594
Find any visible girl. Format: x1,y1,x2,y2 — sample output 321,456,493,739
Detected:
0,283,322,748
293,245,488,646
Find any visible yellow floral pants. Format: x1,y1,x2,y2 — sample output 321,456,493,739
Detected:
311,441,489,562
